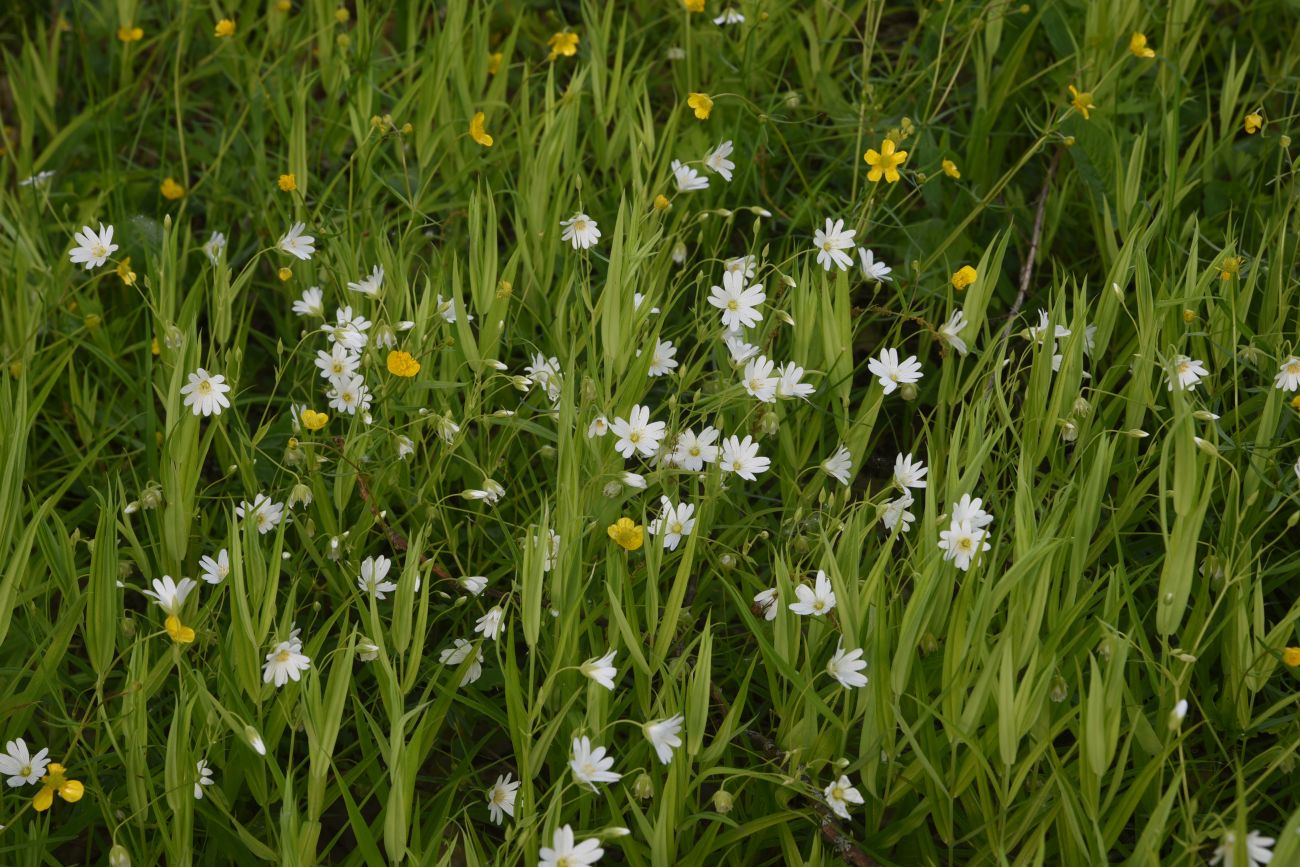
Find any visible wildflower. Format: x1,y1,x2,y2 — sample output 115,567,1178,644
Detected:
753,587,779,621
347,264,384,296
938,520,990,571
198,549,229,585
116,257,137,286
881,493,916,534
18,170,56,187
581,650,618,689
683,0,704,10
863,139,908,184
560,213,601,250
487,51,503,75
214,18,236,37
301,408,329,431
742,355,780,403
439,638,484,685
611,405,667,459
470,112,494,147
1,739,50,787
316,344,359,382
246,727,266,755
588,416,609,438
867,347,923,394
236,493,285,534
649,498,696,551
1068,85,1095,120
486,773,519,825
951,493,995,529
708,271,766,329
720,435,770,480
1169,356,1209,391
858,248,892,282
460,575,488,596
939,310,969,355
357,555,397,599
713,8,744,24
1128,32,1155,58
776,362,815,399
653,194,672,210
277,222,316,260
1244,113,1263,135
118,25,144,41
673,427,721,470
821,445,852,485
1282,647,1300,667
826,644,868,688
328,373,372,415
547,31,579,60
180,368,232,417
725,255,757,279
165,614,196,644
1209,829,1275,867
687,92,713,119
813,217,856,271
263,639,311,687
202,231,227,265
32,764,83,812
951,265,978,291
647,339,679,376
1274,356,1300,391
622,471,647,489
570,736,621,790
644,715,685,764
1168,699,1188,729
143,575,197,616
723,328,760,363
704,140,735,180
68,223,118,270
607,518,644,551
194,760,214,799
474,607,505,641
160,177,185,200
789,570,836,616
942,159,961,178
464,479,506,506
540,826,604,867
823,774,864,820
387,350,421,377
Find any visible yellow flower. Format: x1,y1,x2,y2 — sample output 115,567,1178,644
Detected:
1182,308,1196,324
160,177,185,200
277,0,292,12
653,194,672,211
1284,647,1300,667
214,18,236,38
607,517,644,551
1290,395,1300,412
151,337,161,356
683,0,705,10
117,25,144,42
335,6,350,23
278,267,292,282
548,31,579,60
279,173,297,192
488,51,503,75
942,159,960,179
1219,256,1242,281
687,92,713,120
165,614,196,644
1244,113,1263,135
116,257,137,286
863,139,909,184
1128,32,1155,59
32,764,83,812
1068,85,1095,120
470,112,494,147
951,265,978,291
301,408,329,431
387,350,421,377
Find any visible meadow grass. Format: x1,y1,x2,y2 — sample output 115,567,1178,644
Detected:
2,0,1300,864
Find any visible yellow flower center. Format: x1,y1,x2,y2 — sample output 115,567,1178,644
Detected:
629,432,641,443
956,536,974,553
198,380,212,394
92,244,108,257
831,785,845,800
574,220,587,231
276,649,292,663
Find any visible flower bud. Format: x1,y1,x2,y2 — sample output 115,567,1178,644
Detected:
633,772,654,800
899,382,918,402
1072,396,1091,418
1049,675,1068,703
245,726,266,755
712,789,734,814
109,845,132,867
1168,699,1188,730
719,553,736,571
1060,420,1078,443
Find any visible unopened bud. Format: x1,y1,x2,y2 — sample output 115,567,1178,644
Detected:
1049,675,1068,703
899,382,918,402
1168,699,1188,730
633,772,654,800
109,845,132,867
712,789,734,814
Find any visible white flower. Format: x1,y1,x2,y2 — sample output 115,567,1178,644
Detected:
263,640,311,688
485,773,520,825
570,736,621,790
322,306,371,352
753,587,778,621
672,240,687,264
68,223,118,269
647,339,679,376
236,493,285,535
293,286,325,317
821,445,852,486
858,248,892,282
561,213,601,250
938,520,990,571
713,7,744,24
357,555,397,599
1169,355,1209,391
1209,829,1275,867
826,644,868,688
18,170,55,187
1028,309,1071,343
1273,356,1300,391
358,640,380,661
588,416,610,438
202,231,227,265
813,218,856,271
1169,699,1188,728
539,825,604,867
439,638,484,685
951,493,994,529
396,435,415,460
823,774,864,820
633,292,659,314
180,368,232,417
867,347,923,394
435,294,471,323
581,650,618,690
474,606,505,640
708,270,765,330
893,453,927,490
704,140,736,181
611,405,667,459
776,361,815,399
525,353,563,403
277,222,316,260
720,435,770,480
649,497,696,551
723,328,760,363
939,310,969,355
347,264,384,296
535,529,561,572
0,739,50,788
464,479,505,506
194,760,214,799
246,728,266,755
672,159,709,192
673,427,720,471
622,471,647,489
143,575,198,615
724,255,756,280
789,570,836,616
881,494,915,534
199,549,230,585
643,714,684,764
316,343,360,381
742,355,779,403
328,373,372,416
461,575,488,596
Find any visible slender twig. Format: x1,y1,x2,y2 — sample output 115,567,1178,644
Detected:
1000,145,1064,342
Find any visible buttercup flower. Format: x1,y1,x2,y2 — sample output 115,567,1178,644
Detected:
607,517,644,551
864,139,908,183
687,92,713,119
548,31,579,60
1129,32,1155,58
387,350,421,377
942,159,961,178
160,177,185,200
951,265,978,291
470,112,494,147
32,763,83,812
214,18,236,38
118,25,144,41
1244,113,1263,135
278,173,297,192
1068,85,1095,119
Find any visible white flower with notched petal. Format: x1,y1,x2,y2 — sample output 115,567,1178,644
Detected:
821,445,852,486
18,170,55,187
396,435,415,460
439,638,484,685
881,493,915,534
293,286,325,318
649,497,695,551
644,714,684,764
611,405,667,459
69,223,119,269
322,306,371,352
858,248,892,282
202,231,227,265
708,270,766,330
263,638,311,687
143,575,198,615
713,7,744,24
776,362,815,399
723,328,760,363
813,218,856,271
525,353,563,403
939,309,969,355
485,773,520,825
704,140,736,181
742,355,779,403
720,435,770,480
724,255,757,280
587,416,609,438
938,520,990,571
753,587,778,621
0,738,51,787
622,471,647,489
867,347,923,394
1209,828,1275,867
1273,356,1300,391
461,575,488,596
893,453,927,490
540,825,604,867
647,339,679,376
236,493,285,534
194,760,214,799
474,606,505,640
951,493,994,529
672,159,709,192
580,649,618,690
463,479,505,506
561,213,601,250
199,549,230,584
347,264,384,296
357,555,397,599
180,368,232,417
277,222,316,260
1169,355,1209,391
826,644,868,689
673,427,720,471
1028,309,1071,343
823,774,864,820
789,570,836,616
328,373,372,416
570,736,621,790
316,343,360,381
435,294,473,323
